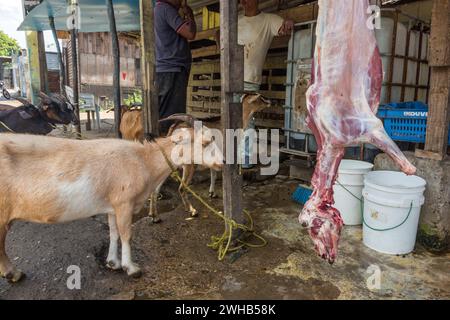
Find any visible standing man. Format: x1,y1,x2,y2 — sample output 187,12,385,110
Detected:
154,0,197,134
238,0,293,92
237,0,294,168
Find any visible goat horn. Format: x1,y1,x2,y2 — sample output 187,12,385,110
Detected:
15,97,32,106
159,114,196,127
38,92,51,101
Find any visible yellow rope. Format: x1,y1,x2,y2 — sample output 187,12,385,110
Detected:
155,141,267,261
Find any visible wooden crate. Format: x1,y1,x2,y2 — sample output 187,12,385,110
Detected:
187,53,287,129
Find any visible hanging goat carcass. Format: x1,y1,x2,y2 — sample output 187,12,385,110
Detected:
299,0,416,264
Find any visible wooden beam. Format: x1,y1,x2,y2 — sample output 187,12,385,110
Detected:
25,31,48,103
106,0,122,139
140,0,159,137
220,0,244,228
428,0,450,67
423,0,450,158
49,16,66,95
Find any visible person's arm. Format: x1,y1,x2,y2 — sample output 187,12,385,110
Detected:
177,5,197,40
268,14,293,37
278,19,294,36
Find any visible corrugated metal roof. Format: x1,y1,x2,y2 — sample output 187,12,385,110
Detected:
18,0,140,32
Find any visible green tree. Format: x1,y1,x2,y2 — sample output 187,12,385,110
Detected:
0,30,20,57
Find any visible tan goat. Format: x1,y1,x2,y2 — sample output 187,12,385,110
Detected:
0,122,222,282
119,94,271,222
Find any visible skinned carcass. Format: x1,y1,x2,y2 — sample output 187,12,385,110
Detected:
299,0,416,263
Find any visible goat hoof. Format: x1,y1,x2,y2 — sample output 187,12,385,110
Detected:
209,192,218,199
149,216,162,224
130,270,142,279
123,266,142,279
189,209,198,218
106,260,122,271
4,270,24,283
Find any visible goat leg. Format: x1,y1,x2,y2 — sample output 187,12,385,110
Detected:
179,165,197,217
115,205,142,278
0,223,24,282
149,185,162,224
106,214,122,270
209,169,218,198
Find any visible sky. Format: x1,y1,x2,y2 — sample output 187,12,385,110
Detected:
0,0,57,52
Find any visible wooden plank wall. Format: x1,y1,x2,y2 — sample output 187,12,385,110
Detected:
77,33,141,88
422,0,450,159
187,54,287,128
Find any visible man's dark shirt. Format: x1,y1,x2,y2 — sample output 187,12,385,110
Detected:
154,1,192,73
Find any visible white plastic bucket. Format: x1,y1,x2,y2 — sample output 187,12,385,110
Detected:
333,160,374,225
362,171,426,255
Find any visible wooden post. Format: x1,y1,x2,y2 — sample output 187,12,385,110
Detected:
220,0,245,227
140,0,159,137
400,27,411,102
49,16,66,96
70,29,82,136
106,0,122,139
417,0,450,160
414,24,424,101
24,31,48,103
386,10,398,103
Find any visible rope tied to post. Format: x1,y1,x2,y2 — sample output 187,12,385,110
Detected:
155,141,267,261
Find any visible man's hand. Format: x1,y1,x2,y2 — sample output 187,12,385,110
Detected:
178,4,197,40
278,20,294,36
181,4,194,21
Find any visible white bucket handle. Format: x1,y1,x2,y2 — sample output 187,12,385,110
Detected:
336,180,415,232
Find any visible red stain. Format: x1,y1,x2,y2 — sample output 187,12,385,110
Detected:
122,72,127,80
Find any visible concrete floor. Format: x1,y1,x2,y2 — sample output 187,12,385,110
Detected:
0,176,448,300
0,110,448,300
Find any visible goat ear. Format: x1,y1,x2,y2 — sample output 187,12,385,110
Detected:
248,94,262,104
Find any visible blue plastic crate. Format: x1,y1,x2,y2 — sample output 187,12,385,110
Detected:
377,102,450,145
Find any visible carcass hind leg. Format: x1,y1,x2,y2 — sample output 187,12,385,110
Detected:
368,123,416,175
0,223,24,283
